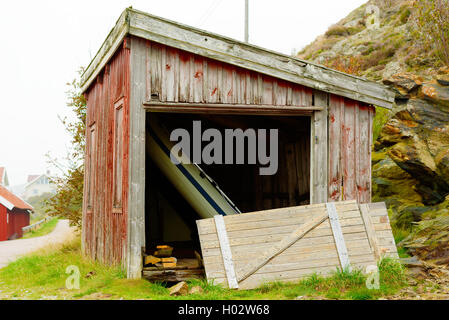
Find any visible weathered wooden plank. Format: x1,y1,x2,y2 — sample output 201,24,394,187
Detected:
235,212,329,283
210,251,376,280
342,99,356,200
207,60,219,103
81,9,396,109
326,202,351,270
368,106,375,202
328,95,343,201
196,202,358,231
214,215,238,289
198,213,364,236
359,203,380,260
358,104,371,203
261,76,273,105
221,66,233,104
178,50,191,102
127,37,147,278
367,202,398,258
143,101,322,115
310,91,328,204
200,224,368,253
192,55,204,102
142,269,205,282
150,42,162,100
162,47,178,102
202,236,371,263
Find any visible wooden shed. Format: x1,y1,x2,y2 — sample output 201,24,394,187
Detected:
0,185,33,241
80,8,395,279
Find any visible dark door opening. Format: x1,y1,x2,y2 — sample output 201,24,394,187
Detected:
143,112,311,282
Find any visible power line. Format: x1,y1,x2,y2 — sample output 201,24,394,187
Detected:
245,0,249,42
197,0,224,27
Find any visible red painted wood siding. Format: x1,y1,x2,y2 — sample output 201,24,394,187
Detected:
0,204,7,241
328,95,374,203
143,41,314,107
83,41,130,266
7,209,30,239
82,37,376,268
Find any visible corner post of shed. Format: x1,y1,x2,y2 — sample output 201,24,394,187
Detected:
127,36,147,279
310,90,329,204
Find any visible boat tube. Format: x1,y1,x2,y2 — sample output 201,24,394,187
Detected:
146,115,241,219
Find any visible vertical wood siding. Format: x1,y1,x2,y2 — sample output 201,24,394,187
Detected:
83,41,130,266
7,210,30,239
0,207,29,241
0,205,7,241
328,95,374,203
82,36,375,270
144,41,314,107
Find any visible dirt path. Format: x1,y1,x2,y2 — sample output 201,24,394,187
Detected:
0,220,77,269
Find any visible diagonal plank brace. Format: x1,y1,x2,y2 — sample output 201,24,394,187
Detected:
326,202,351,271
236,211,330,284
359,203,381,260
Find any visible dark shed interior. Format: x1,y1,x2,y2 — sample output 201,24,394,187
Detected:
144,113,311,261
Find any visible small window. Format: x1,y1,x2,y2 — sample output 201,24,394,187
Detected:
113,99,124,210
87,123,96,209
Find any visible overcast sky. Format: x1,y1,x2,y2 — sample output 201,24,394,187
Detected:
0,0,366,186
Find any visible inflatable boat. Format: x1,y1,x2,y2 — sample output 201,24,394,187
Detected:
146,116,240,219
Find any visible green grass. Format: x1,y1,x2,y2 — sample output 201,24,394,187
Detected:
392,228,411,258
373,106,392,143
0,238,407,300
22,218,59,239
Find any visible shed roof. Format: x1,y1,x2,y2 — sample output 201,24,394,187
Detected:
0,185,33,211
81,8,395,109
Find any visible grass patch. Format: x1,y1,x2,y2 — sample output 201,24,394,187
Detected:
0,238,406,300
22,218,59,239
373,106,391,143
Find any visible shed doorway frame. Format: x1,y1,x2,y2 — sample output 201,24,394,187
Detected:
131,101,329,278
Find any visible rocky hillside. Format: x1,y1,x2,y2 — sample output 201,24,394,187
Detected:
298,0,443,80
298,0,449,264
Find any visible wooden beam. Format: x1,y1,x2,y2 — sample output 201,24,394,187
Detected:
143,101,321,115
142,269,205,282
236,211,329,284
359,203,381,260
310,91,328,204
81,8,395,109
126,37,147,279
214,215,238,289
326,202,351,270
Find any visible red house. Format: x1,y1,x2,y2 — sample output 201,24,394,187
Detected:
0,185,33,241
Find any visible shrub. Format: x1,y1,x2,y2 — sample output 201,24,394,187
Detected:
410,0,449,65
46,71,86,229
325,24,351,37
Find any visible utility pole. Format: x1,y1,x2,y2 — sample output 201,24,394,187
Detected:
245,0,249,43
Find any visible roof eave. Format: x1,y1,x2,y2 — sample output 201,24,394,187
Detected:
81,8,394,109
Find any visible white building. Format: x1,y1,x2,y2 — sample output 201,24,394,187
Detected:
22,172,56,200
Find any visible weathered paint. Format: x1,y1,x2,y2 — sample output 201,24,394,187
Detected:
82,40,130,266
6,209,30,240
144,41,314,107
328,94,374,203
82,36,377,272
0,206,30,241
0,204,6,241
